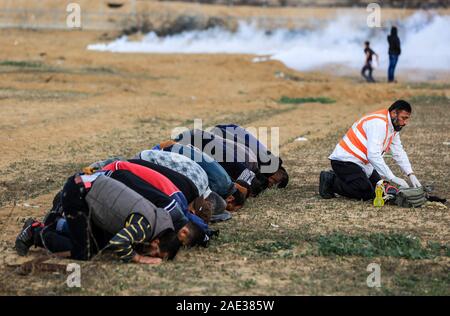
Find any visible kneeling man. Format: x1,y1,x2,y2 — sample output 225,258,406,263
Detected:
320,100,422,201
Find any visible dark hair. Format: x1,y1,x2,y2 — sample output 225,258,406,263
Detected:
389,100,412,113
231,188,246,207
158,229,181,260
184,222,206,247
365,41,370,46
256,173,269,189
277,166,289,188
249,175,267,197
391,26,398,36
193,197,212,223
235,180,251,198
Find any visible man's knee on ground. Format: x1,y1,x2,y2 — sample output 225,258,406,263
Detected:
350,179,375,201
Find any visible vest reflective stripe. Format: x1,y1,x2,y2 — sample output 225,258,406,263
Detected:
339,138,369,164
339,109,392,164
385,134,394,153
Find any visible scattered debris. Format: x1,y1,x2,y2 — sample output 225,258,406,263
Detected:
443,142,450,146
295,137,308,142
425,201,447,209
252,56,270,63
19,203,40,209
270,223,280,228
274,71,303,82
10,256,66,276
275,71,286,78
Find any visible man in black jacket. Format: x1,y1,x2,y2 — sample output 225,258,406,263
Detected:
387,26,401,83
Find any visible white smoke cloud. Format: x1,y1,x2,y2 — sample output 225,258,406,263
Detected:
87,12,450,72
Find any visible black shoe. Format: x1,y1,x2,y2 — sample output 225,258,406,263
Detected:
319,171,336,199
15,218,42,256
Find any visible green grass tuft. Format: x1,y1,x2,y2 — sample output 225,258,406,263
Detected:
0,60,43,68
279,96,336,105
254,240,295,254
317,233,446,259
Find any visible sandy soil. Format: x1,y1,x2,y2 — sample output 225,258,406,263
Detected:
0,27,448,295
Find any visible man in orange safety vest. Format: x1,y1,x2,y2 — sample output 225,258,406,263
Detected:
319,100,422,201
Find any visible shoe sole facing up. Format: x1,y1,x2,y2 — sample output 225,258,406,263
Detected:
15,240,30,256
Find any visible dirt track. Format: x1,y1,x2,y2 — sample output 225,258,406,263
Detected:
0,28,449,295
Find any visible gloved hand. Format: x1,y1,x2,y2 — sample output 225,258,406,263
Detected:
390,176,410,189
408,173,422,188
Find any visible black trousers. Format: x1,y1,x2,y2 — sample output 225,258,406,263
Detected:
331,160,381,201
361,64,375,82
61,176,110,260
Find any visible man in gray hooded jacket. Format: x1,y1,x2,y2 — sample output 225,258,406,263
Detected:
60,172,181,263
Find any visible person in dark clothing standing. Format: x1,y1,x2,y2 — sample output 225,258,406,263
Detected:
387,26,401,83
361,41,378,83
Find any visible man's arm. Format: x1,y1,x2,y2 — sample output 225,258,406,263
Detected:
107,214,159,264
366,120,408,188
373,50,379,62
391,134,421,187
366,120,396,181
390,133,413,176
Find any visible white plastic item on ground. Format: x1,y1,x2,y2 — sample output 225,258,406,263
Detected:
21,203,40,208
252,56,270,63
295,137,308,142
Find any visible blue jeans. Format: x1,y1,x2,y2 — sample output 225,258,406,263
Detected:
388,54,399,82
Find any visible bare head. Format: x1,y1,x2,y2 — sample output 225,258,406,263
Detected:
140,229,181,260
188,197,212,223
267,167,289,189
389,100,412,132
225,186,246,212
177,222,205,247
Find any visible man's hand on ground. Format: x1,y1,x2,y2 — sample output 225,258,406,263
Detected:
132,254,162,265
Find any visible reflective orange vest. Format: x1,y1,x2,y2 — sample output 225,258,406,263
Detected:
338,109,395,164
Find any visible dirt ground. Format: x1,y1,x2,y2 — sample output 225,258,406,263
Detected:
0,26,448,295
